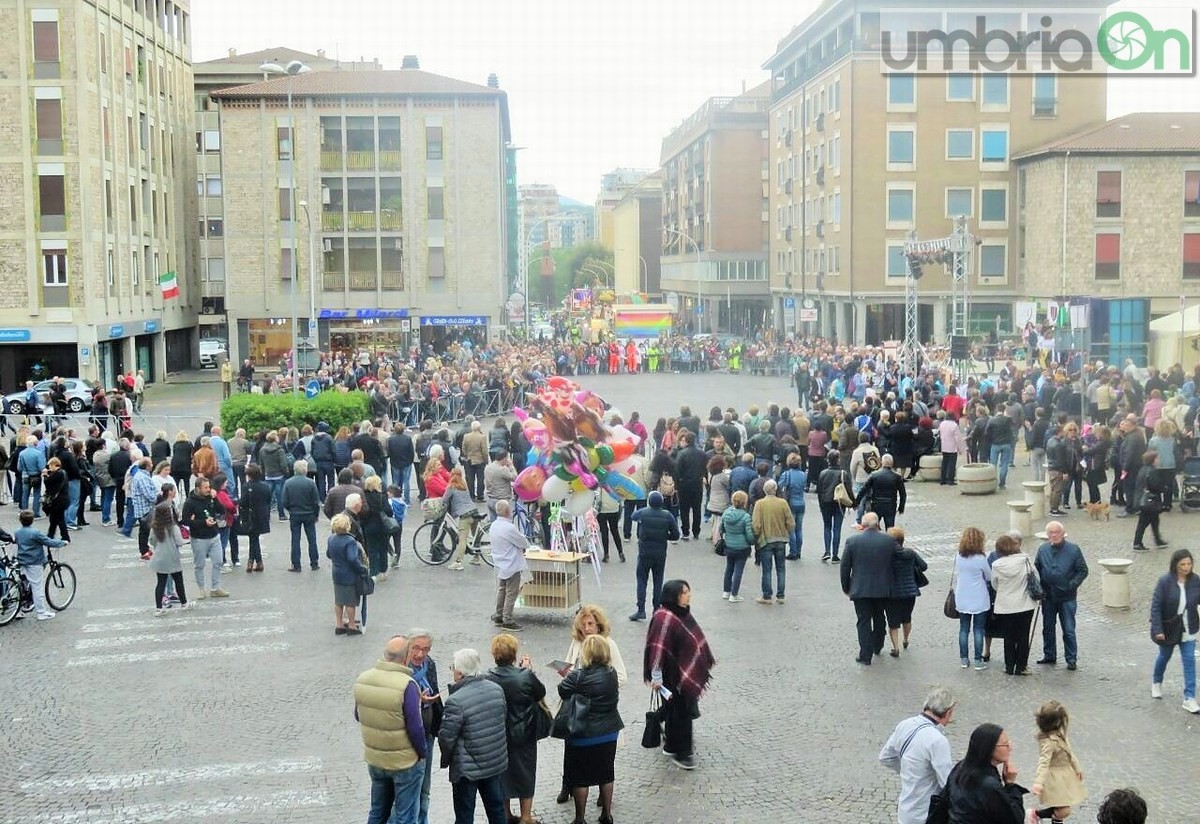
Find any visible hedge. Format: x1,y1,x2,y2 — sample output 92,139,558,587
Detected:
220,391,370,435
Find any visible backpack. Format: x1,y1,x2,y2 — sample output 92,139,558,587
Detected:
862,449,882,474
656,472,676,497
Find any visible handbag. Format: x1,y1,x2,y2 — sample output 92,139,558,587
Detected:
382,514,401,536
1159,613,1185,647
943,568,960,619
356,571,376,597
551,694,590,740
834,481,854,508
532,699,554,740
1025,557,1044,601
421,498,446,522
640,691,663,749
913,567,930,589
925,785,950,824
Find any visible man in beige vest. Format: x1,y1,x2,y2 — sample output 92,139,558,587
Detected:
354,635,429,824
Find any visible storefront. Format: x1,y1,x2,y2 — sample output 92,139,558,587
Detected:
97,319,162,389
419,315,490,351
0,327,79,390
322,308,412,359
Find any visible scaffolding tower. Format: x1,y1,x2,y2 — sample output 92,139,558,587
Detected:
901,216,975,380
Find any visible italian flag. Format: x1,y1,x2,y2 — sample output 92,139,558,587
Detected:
159,271,179,300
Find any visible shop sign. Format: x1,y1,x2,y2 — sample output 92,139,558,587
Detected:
0,329,31,342
420,316,489,327
108,325,125,338
142,320,159,333
318,308,409,320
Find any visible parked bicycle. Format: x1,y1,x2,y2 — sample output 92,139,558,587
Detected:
0,540,77,626
411,513,493,567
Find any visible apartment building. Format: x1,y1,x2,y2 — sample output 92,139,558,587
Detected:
210,64,512,364
659,83,771,335
763,1,1106,344
0,0,197,390
1015,113,1200,365
193,47,381,341
594,167,651,249
611,172,663,297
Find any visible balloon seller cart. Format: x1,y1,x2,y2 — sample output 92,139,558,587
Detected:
517,507,603,616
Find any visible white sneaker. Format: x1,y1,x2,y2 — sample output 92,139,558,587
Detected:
728,595,744,603
155,608,167,618
448,562,464,571
1151,682,1163,699
1183,698,1200,714
36,611,56,620
221,563,233,572
721,592,730,599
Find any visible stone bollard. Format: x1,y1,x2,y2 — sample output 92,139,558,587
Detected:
1022,481,1047,520
1006,500,1033,539
1098,558,1134,610
918,453,942,482
959,463,998,495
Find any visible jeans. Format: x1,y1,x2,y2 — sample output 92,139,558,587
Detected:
788,506,805,557
367,760,425,824
192,535,222,592
231,463,245,498
759,542,786,598
267,477,285,517
1041,598,1078,664
622,498,645,540
465,462,485,500
940,452,958,484
722,550,750,596
1030,447,1046,482
854,481,867,523
635,549,667,613
290,515,319,568
65,478,81,525
418,738,434,824
959,612,987,662
819,501,844,559
390,463,413,502
1154,639,1197,699
990,443,1014,487
100,486,115,522
21,478,40,514
450,773,507,824
21,563,49,614
853,598,887,661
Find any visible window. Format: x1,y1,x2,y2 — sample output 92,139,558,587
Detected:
207,257,225,282
829,79,840,112
37,170,65,229
206,218,223,237
32,17,60,77
277,125,292,160
1095,232,1121,279
104,180,112,219
203,130,220,153
428,246,445,279
980,187,1007,224
1185,234,1200,279
35,97,62,154
1186,171,1200,217
427,187,444,220
981,74,1009,107
886,186,914,226
887,73,915,107
946,187,973,218
829,133,840,171
107,249,114,286
947,73,973,101
886,243,907,279
425,126,443,161
278,187,293,221
42,248,67,285
946,129,973,159
280,247,294,281
1096,171,1121,218
980,128,1008,165
1033,74,1057,116
129,184,137,224
887,126,915,168
205,175,221,196
979,244,1006,278
99,32,107,74
131,250,139,285
830,191,841,223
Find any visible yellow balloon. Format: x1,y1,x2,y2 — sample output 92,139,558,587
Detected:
569,478,588,493
587,448,601,470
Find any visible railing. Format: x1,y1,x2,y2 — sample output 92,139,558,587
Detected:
320,150,341,171
322,211,343,231
346,151,375,171
322,272,345,291
348,270,376,291
347,211,376,231
379,210,403,230
381,270,403,290
379,150,402,170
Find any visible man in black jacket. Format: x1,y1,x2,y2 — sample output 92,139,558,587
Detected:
852,455,907,529
1116,415,1147,517
281,461,321,571
676,406,702,441
309,422,337,501
674,431,708,541
349,421,386,478
840,513,897,665
387,423,416,503
629,491,680,621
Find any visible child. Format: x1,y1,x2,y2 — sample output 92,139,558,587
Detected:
13,509,66,620
1029,700,1086,824
386,484,407,569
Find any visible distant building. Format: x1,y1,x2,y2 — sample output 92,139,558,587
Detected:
594,167,651,249
659,84,771,335
611,173,663,297
1015,112,1200,366
210,62,513,363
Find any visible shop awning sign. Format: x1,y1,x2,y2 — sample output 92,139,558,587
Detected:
319,308,409,320
420,316,489,327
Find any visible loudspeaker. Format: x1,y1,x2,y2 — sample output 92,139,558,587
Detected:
950,335,969,360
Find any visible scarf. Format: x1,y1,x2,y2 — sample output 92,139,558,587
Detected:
643,605,714,702
410,659,432,694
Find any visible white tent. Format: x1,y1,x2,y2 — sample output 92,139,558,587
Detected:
1149,306,1200,370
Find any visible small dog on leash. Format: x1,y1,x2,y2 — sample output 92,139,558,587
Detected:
1084,502,1111,521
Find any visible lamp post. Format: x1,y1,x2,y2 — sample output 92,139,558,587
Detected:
664,227,701,332
260,59,310,394
637,255,649,295
298,201,317,373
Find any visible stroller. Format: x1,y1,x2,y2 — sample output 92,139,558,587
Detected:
1180,456,1200,513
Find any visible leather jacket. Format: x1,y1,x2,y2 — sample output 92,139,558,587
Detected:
557,664,623,739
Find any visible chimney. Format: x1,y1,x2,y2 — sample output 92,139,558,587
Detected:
401,55,420,70
487,73,499,89
227,47,237,58
741,79,746,93
317,49,326,59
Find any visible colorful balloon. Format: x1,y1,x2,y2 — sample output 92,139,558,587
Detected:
595,444,615,465
565,490,596,517
513,466,547,502
606,440,632,462
541,474,570,502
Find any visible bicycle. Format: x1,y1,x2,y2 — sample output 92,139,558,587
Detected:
0,541,77,625
412,512,493,567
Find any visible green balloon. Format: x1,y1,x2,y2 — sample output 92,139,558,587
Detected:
596,444,614,465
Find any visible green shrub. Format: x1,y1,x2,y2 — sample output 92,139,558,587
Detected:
220,391,370,435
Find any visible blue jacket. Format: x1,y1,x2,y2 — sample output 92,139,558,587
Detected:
631,505,679,553
777,468,808,508
15,526,65,566
327,532,368,586
1034,540,1088,602
729,464,756,495
1150,573,1200,640
17,447,45,478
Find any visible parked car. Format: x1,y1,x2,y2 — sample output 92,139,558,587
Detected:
4,378,94,415
199,338,227,368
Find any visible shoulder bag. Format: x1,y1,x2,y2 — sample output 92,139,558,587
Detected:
1025,557,1044,601
833,471,855,508
1159,612,1185,647
551,693,590,740
943,567,960,619
913,561,930,590
532,699,554,740
381,513,401,536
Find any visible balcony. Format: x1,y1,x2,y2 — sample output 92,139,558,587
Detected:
348,270,377,291
347,211,377,231
381,270,403,290
346,151,375,171
320,150,341,171
379,151,402,171
322,272,345,291
322,211,344,231
380,210,403,231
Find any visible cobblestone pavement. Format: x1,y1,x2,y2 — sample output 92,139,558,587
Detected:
2,371,1195,823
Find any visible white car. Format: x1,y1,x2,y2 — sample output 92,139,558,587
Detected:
4,378,93,415
199,339,227,368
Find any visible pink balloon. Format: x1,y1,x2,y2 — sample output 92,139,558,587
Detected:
513,466,546,502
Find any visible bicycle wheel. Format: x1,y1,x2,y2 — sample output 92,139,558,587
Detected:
412,520,452,566
0,568,20,626
473,519,494,567
45,562,77,611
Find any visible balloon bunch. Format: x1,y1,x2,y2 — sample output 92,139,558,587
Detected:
511,376,645,517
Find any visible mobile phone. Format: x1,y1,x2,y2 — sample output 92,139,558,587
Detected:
547,660,571,672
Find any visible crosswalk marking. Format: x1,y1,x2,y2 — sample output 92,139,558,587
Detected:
38,788,329,824
81,610,285,633
85,598,280,618
20,757,322,793
67,642,289,667
74,625,285,650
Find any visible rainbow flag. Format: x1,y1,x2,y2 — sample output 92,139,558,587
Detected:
614,310,672,338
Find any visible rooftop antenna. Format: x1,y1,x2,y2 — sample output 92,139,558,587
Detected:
335,42,340,69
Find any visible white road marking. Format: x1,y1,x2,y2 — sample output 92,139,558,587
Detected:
67,642,288,667
37,788,328,824
21,757,322,793
104,554,268,569
74,625,285,650
81,610,284,633
85,598,279,617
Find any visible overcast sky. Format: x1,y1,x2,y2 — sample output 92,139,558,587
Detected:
191,0,1200,204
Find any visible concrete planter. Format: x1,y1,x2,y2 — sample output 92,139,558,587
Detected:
959,462,998,495
918,453,942,482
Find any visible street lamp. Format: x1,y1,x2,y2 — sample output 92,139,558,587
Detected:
260,59,310,395
298,200,317,373
664,227,701,332
637,255,649,295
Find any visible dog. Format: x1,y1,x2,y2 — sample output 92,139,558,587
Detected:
1084,502,1111,521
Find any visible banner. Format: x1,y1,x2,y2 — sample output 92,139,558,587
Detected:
614,310,672,338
